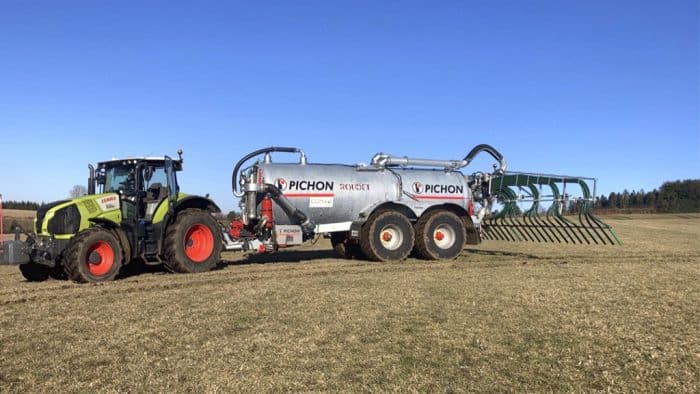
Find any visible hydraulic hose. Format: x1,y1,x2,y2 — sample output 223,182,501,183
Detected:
463,144,507,173
232,147,300,197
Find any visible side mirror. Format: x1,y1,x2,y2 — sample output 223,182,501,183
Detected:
144,166,153,182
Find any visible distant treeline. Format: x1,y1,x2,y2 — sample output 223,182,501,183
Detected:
587,179,699,214
1,200,42,210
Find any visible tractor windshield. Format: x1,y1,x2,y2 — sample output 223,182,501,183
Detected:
103,165,136,195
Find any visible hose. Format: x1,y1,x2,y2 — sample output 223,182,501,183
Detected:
232,147,300,197
264,184,315,234
463,144,507,173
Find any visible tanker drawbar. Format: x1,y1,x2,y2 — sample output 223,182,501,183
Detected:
227,145,619,262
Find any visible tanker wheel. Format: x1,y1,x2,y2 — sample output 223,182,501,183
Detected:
331,232,366,260
164,209,222,273
63,227,123,283
414,210,466,260
19,262,51,282
360,210,415,262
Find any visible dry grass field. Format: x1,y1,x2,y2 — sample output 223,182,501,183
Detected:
0,214,698,392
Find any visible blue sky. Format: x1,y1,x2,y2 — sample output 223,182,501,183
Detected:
1,0,697,212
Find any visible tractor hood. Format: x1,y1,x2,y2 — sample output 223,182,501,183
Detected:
35,193,122,239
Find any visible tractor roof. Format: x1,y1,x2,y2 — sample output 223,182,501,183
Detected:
97,157,183,170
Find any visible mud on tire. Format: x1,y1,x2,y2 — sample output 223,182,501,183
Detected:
163,209,222,273
414,210,466,260
360,210,415,262
64,227,123,283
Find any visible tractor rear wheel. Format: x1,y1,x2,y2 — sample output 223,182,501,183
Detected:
360,210,415,262
164,209,222,273
331,232,366,259
414,210,466,260
19,262,51,282
64,227,124,283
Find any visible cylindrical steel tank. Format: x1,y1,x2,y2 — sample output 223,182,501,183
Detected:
254,162,471,226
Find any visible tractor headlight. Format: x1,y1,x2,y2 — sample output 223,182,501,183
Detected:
47,205,81,234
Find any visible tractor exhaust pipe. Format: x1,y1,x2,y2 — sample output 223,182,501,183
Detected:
88,164,96,195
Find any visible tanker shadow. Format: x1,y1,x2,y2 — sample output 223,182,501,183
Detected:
463,248,544,260
218,249,339,268
115,249,340,279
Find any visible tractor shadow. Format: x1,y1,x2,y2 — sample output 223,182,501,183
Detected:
218,249,340,268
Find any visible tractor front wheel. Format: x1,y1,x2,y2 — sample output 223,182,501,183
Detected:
164,209,222,273
19,262,51,282
64,227,124,283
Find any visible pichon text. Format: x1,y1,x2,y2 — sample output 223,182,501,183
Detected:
288,180,334,191
424,184,464,194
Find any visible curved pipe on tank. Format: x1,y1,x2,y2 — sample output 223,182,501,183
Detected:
462,144,507,173
232,146,303,197
370,144,506,173
264,184,315,234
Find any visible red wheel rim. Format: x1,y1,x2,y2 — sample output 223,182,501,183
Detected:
86,241,114,276
184,224,214,263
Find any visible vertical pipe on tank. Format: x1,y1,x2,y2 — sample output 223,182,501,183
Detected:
245,190,257,220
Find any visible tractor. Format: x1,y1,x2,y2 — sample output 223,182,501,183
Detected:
1,151,222,282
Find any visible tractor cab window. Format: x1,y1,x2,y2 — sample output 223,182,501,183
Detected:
144,166,168,202
103,165,137,196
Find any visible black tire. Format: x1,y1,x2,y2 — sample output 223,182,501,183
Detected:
19,263,51,282
414,210,466,260
64,227,124,283
49,266,67,280
331,232,366,260
164,209,222,273
360,210,415,262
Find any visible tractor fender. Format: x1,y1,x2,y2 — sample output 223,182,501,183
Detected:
152,194,220,225
174,195,221,214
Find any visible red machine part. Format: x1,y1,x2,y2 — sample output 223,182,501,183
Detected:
229,220,244,239
261,195,274,229
468,199,474,216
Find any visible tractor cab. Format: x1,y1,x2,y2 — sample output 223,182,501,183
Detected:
92,155,182,221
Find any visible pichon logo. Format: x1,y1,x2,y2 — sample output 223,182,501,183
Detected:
276,178,287,191
412,182,463,194
412,182,423,193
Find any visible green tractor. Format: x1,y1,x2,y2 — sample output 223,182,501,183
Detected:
0,151,223,283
